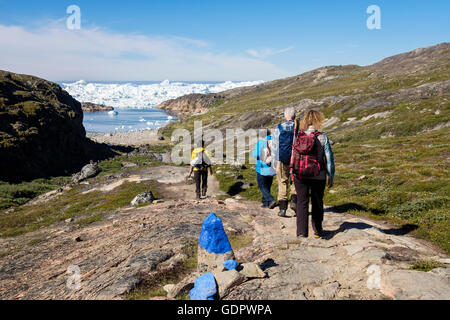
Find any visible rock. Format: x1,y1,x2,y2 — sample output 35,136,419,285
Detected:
72,162,101,183
214,269,245,298
223,260,239,271
81,102,114,112
156,93,224,118
240,182,253,190
357,175,367,180
65,218,74,223
0,71,115,182
121,161,138,168
197,213,235,273
189,272,217,300
313,282,340,299
163,284,175,294
239,262,266,279
130,191,155,206
380,267,450,299
74,236,84,242
167,273,198,299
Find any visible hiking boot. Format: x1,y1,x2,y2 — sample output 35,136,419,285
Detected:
269,201,278,209
196,193,201,200
290,195,297,213
278,209,287,217
202,189,207,197
278,200,288,217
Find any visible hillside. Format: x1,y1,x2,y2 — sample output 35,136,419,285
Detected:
0,43,448,301
0,71,115,183
158,43,450,252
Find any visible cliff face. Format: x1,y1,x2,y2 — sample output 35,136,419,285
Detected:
157,93,224,118
81,102,114,112
0,71,92,182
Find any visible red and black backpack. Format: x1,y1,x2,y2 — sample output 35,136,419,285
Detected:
290,130,322,179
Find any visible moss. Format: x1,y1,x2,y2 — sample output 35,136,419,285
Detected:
410,260,445,272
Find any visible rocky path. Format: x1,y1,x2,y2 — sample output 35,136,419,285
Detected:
0,166,449,300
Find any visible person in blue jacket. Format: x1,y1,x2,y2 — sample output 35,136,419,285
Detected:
252,134,276,208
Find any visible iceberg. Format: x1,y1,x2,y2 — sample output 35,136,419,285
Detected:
62,80,265,109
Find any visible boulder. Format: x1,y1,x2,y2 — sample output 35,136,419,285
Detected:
130,191,155,206
189,272,217,300
239,262,266,279
167,273,198,299
223,260,239,271
72,162,101,183
197,213,235,273
214,270,245,298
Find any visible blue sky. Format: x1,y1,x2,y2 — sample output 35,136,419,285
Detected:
0,0,448,81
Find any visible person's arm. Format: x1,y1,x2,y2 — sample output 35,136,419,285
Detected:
188,166,193,178
323,134,335,188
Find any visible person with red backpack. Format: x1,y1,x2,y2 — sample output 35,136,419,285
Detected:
290,110,335,238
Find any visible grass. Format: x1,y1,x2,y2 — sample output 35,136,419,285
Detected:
0,177,70,210
229,233,254,251
0,154,164,213
125,232,255,300
126,242,197,300
410,260,445,272
203,98,449,253
0,178,161,237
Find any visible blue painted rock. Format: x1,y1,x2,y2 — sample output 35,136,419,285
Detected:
223,259,239,271
189,272,217,300
197,213,235,273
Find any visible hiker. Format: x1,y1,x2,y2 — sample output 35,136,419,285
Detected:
291,110,335,238
252,132,276,208
188,140,213,199
272,107,298,217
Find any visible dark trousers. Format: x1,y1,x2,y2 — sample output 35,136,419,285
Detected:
294,177,326,237
194,170,208,196
256,173,275,206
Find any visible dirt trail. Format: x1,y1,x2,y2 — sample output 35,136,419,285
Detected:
0,166,449,300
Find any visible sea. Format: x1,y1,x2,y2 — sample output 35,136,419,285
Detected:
60,80,264,133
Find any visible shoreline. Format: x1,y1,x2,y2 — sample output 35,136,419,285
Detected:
87,129,162,146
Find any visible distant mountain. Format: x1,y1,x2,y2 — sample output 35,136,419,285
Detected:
159,42,450,141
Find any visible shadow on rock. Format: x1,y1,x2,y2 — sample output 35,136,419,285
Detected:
227,182,253,196
322,221,419,240
326,203,384,215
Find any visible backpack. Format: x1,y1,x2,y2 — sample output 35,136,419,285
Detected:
261,139,273,166
290,130,322,178
191,150,211,169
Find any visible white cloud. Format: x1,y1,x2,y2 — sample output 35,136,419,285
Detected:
246,46,294,59
0,22,291,81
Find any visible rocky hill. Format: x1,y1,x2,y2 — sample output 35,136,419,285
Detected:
81,102,114,113
158,42,449,137
0,71,114,182
1,164,448,300
158,42,449,254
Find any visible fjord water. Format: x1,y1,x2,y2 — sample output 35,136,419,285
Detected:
61,79,264,133
82,108,175,133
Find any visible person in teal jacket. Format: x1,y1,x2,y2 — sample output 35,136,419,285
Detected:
252,135,276,208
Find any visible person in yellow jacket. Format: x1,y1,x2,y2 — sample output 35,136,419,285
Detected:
188,140,213,199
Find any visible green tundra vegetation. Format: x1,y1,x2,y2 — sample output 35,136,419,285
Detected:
160,44,450,253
